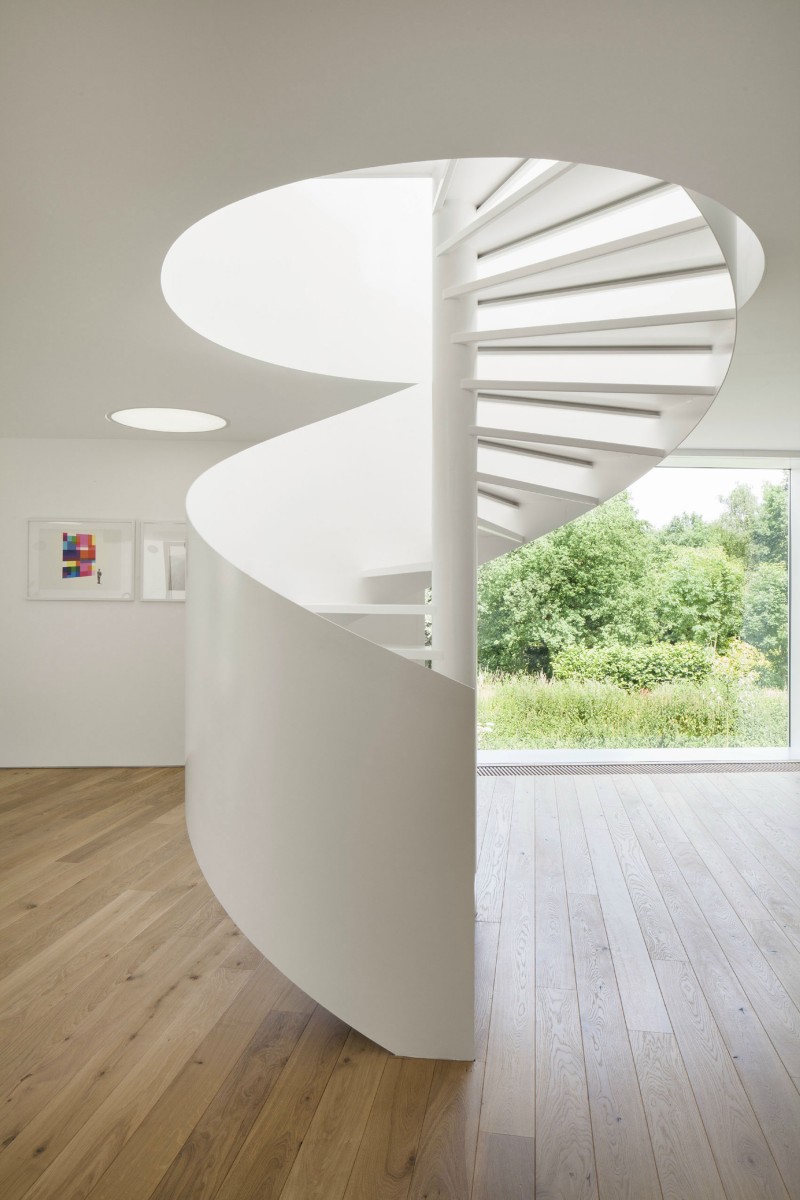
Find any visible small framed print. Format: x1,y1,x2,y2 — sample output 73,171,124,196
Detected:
28,519,135,600
140,521,187,601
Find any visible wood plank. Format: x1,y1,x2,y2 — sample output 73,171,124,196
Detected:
480,784,535,1136
471,1132,535,1200
577,777,671,1033
535,987,597,1199
474,920,500,1063
93,1007,311,1200
641,778,800,1082
743,917,800,1008
596,776,685,960
654,959,791,1200
279,1029,388,1200
475,776,514,922
342,1056,435,1200
535,776,575,990
567,891,662,1200
555,774,597,896
407,1060,485,1200
631,1030,726,1200
4,953,254,1200
211,1006,350,1200
476,776,495,867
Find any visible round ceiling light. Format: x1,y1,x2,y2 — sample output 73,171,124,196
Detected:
108,407,227,433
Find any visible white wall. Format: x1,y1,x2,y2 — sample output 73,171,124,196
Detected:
0,437,250,767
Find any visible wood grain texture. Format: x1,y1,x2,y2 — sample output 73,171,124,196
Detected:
567,891,662,1200
407,1060,485,1200
535,987,597,1200
472,1132,535,1200
1,766,798,1200
475,776,514,922
631,1029,726,1200
480,782,535,1136
342,1056,434,1200
578,776,671,1033
654,959,791,1200
535,776,575,991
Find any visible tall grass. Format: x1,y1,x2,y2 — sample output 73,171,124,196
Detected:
477,673,788,750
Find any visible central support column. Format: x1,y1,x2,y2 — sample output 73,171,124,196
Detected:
432,199,477,687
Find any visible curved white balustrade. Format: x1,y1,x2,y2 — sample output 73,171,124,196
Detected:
179,159,761,1059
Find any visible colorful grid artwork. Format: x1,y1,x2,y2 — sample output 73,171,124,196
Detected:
62,532,96,579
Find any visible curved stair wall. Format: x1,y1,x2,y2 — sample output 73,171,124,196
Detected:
180,158,761,1060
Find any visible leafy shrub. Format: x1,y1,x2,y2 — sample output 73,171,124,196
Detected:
551,641,713,690
477,673,788,750
711,637,769,684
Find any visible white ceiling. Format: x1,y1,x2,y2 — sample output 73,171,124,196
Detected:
1,0,798,447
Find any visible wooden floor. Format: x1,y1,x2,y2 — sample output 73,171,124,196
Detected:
0,769,799,1200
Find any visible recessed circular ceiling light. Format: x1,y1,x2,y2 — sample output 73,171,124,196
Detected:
107,407,227,433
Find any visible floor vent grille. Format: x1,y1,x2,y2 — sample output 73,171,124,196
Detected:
477,760,800,777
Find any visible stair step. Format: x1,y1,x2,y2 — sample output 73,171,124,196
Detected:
477,487,521,508
477,471,599,506
471,426,665,456
436,157,525,213
313,604,433,616
361,561,432,578
475,391,663,418
385,646,442,660
443,218,712,300
438,164,667,259
476,158,560,215
453,309,735,344
475,263,730,309
436,161,575,254
464,379,716,396
477,438,593,468
477,521,525,544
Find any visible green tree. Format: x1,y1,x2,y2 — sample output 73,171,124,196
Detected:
657,511,714,548
478,492,655,673
743,562,788,685
714,482,758,564
651,545,744,649
751,478,788,564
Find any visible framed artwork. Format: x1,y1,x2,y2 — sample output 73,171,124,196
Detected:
140,521,187,601
28,519,135,600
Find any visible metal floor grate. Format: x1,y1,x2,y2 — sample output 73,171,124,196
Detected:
477,760,800,777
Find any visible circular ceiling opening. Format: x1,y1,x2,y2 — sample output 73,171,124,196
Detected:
108,407,227,433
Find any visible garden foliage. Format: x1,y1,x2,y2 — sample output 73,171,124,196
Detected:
477,476,789,747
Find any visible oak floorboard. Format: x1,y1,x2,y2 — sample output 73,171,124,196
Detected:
3,766,800,1200
480,782,535,1137
210,1006,350,1200
342,1056,435,1200
535,987,597,1200
278,1029,388,1200
535,776,575,990
631,1030,726,1200
407,1059,485,1200
567,891,662,1200
471,1131,535,1200
578,777,671,1033
654,959,791,1200
555,774,597,897
93,1005,310,1200
475,776,514,923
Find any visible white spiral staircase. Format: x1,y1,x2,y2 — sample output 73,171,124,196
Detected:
179,157,761,1060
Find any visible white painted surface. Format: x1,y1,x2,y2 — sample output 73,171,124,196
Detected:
0,438,249,767
185,514,475,1059
162,178,432,384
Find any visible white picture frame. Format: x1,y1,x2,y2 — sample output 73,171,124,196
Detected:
140,521,187,601
28,519,135,600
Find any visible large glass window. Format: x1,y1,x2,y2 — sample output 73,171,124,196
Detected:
477,466,790,750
